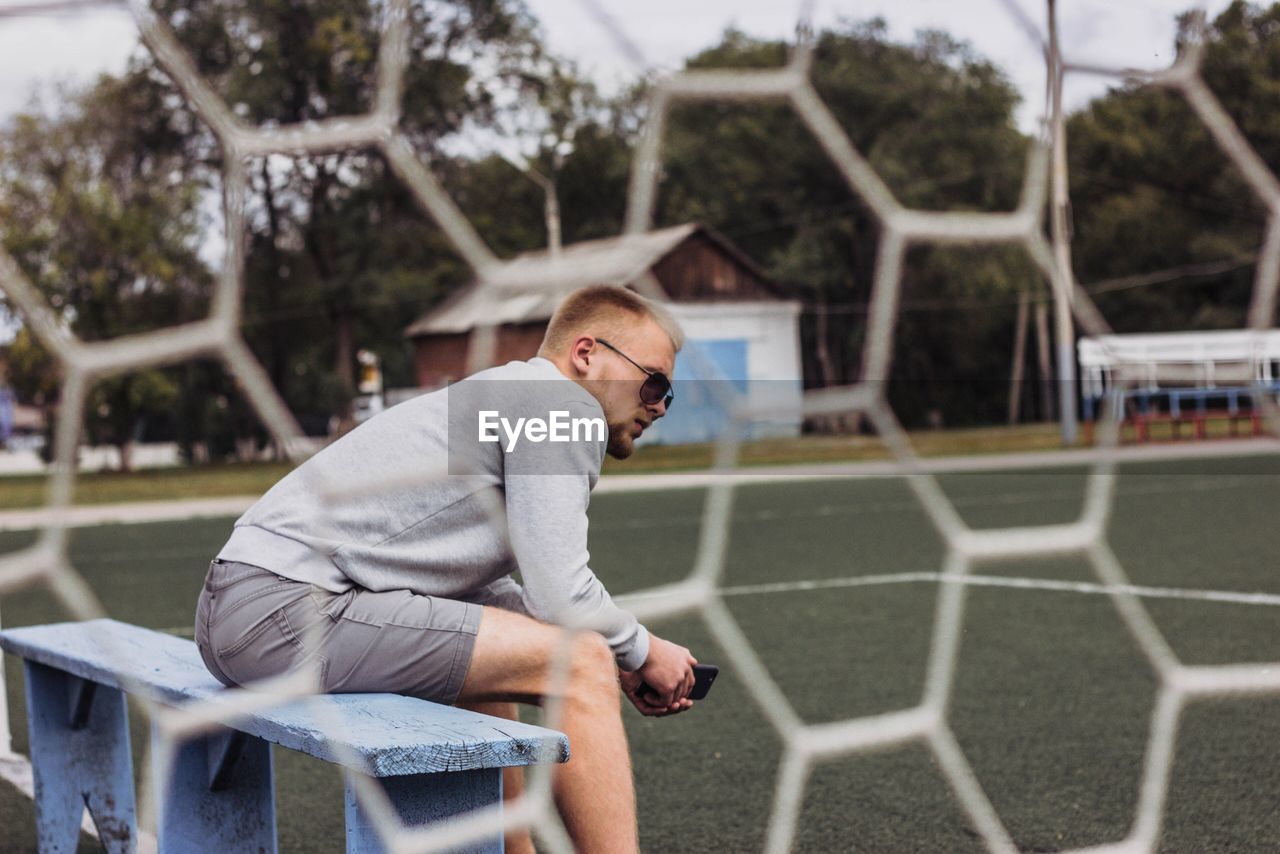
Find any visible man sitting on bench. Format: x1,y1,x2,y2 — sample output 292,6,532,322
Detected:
195,285,698,853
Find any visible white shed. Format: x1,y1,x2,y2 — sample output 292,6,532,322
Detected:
406,224,804,444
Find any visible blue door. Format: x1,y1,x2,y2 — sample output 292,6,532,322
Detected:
0,386,13,445
642,338,748,445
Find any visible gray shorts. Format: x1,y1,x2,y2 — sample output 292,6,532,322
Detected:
194,559,482,705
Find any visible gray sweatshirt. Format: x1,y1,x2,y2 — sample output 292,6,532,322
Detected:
218,356,650,671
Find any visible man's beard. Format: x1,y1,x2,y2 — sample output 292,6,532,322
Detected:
606,420,634,459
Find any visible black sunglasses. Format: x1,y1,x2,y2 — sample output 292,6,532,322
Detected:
596,338,675,410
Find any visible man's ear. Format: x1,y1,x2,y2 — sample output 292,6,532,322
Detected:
568,335,596,376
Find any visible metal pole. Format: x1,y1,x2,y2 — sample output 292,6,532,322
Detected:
1008,291,1030,424
1035,300,1055,420
0,603,11,756
1048,0,1080,444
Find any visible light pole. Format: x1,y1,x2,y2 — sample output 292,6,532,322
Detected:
1048,0,1080,445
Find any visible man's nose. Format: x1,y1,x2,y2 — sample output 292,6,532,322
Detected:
647,399,667,419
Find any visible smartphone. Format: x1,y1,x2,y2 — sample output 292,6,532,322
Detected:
690,663,719,701
641,663,719,702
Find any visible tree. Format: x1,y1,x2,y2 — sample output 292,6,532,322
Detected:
450,93,637,251
131,0,555,433
626,22,1031,426
1066,1,1279,334
4,326,59,408
4,0,599,460
489,59,610,252
0,75,213,470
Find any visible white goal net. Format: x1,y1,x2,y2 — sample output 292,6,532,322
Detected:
1,1,1279,852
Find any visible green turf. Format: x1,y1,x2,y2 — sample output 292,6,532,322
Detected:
2,455,1279,851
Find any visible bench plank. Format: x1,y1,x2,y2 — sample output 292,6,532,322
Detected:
0,619,568,776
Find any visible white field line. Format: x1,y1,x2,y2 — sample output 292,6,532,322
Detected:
0,495,260,532
142,562,1280,640
0,752,158,853
619,571,1280,608
5,462,1275,536
596,471,1280,532
19,469,1273,564
1,440,1276,531
952,574,1280,607
593,438,1280,493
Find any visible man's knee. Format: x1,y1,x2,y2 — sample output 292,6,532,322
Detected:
461,608,617,706
566,632,618,705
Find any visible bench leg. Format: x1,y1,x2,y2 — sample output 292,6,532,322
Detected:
23,661,138,853
151,726,277,853
344,768,503,853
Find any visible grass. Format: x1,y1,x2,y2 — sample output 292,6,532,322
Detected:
2,453,1280,850
0,461,296,511
606,422,1077,474
0,423,1079,510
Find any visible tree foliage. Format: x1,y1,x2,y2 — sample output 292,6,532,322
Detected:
133,0,553,434
2,0,566,462
1067,0,1280,334
0,74,212,468
12,3,1280,448
643,22,1032,425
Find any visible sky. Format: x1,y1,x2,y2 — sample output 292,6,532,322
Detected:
0,0,1240,133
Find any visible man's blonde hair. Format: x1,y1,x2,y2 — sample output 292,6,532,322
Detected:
538,285,684,357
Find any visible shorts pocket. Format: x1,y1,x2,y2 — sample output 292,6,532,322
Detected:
216,610,309,686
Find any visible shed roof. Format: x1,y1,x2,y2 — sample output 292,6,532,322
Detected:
406,224,775,337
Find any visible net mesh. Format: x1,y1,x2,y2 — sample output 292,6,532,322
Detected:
0,1,1278,852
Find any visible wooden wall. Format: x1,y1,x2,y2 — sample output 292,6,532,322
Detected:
412,322,548,388
651,233,776,301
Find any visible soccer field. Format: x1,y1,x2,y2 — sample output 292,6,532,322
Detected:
3,455,1280,852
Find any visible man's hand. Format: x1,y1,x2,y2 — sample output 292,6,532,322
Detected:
619,669,689,716
620,634,695,716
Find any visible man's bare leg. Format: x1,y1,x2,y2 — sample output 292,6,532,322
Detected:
457,607,638,854
457,700,533,854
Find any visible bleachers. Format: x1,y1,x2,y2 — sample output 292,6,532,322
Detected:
1078,330,1280,443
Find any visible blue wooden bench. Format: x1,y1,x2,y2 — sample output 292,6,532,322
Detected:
0,619,568,853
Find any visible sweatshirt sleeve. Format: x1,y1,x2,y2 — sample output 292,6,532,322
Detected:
500,402,650,672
